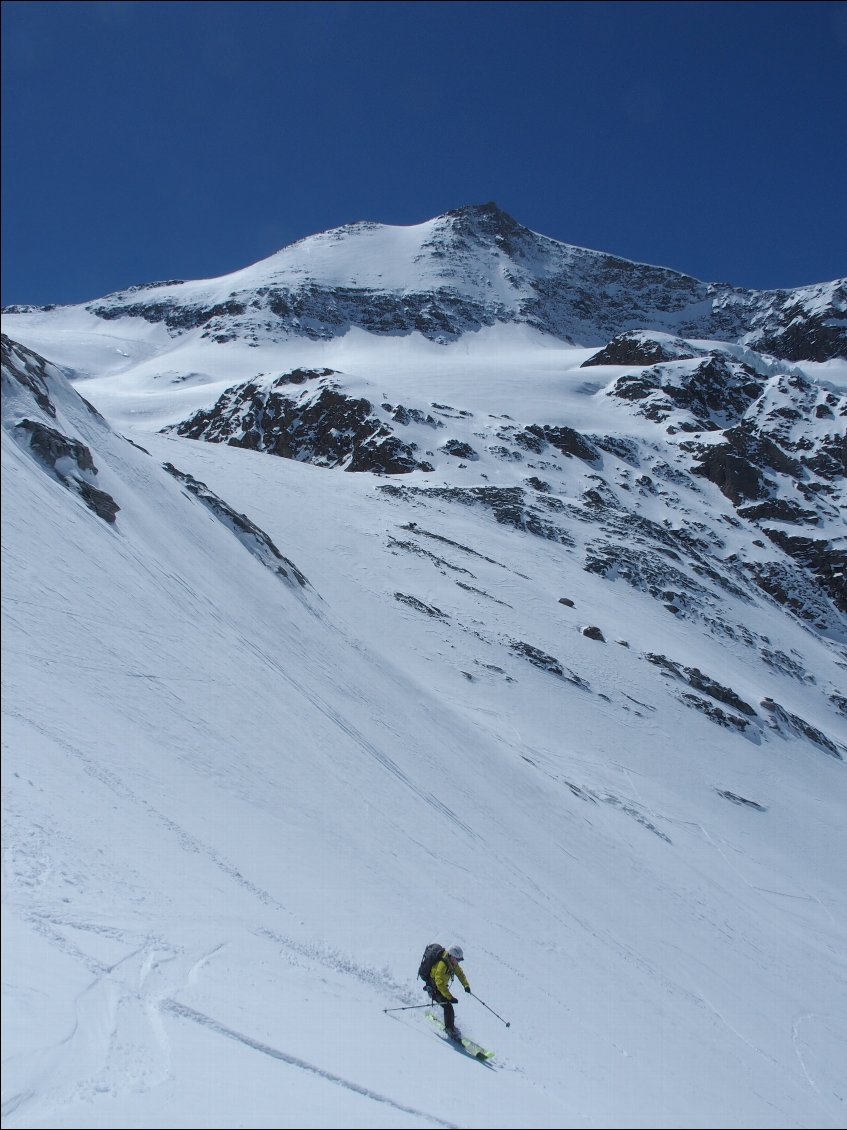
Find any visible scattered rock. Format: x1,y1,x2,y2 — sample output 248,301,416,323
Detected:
760,697,843,759
394,593,449,619
645,653,756,716
509,641,591,689
716,790,767,811
679,693,751,731
441,438,478,460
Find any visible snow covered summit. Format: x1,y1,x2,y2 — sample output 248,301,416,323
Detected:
6,202,845,358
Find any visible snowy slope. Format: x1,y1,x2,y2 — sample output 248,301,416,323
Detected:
2,207,847,1130
3,334,846,1130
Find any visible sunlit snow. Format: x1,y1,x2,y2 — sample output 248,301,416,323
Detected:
2,219,846,1130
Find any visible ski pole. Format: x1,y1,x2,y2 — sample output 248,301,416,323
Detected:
382,1003,432,1014
471,992,510,1027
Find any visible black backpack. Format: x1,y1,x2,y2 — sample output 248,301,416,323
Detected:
418,942,443,983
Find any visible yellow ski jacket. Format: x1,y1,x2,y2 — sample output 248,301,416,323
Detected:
431,951,470,1001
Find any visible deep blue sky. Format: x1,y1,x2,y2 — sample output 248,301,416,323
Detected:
2,0,845,306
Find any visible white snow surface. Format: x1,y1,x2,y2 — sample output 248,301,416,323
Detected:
2,302,847,1130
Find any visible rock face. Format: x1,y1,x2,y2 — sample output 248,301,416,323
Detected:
579,334,846,620
582,330,697,368
15,417,121,522
169,369,436,475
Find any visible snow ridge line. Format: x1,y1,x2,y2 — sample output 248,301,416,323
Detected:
161,1000,459,1129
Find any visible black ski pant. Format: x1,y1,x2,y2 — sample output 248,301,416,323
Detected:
427,985,456,1031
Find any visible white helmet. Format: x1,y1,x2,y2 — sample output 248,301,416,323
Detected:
447,945,464,962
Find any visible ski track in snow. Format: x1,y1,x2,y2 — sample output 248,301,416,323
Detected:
5,709,290,913
2,939,182,1124
787,1010,847,1117
3,704,472,1125
161,1001,459,1130
217,611,481,842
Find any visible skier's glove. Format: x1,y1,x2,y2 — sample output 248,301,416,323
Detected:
449,996,459,1004
464,985,471,993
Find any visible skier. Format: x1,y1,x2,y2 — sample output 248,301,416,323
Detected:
425,945,471,1040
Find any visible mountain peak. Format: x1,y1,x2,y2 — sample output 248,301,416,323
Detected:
445,200,511,220
442,200,526,241
4,204,845,361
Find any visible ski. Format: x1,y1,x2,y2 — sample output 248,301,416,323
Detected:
425,1012,494,1061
